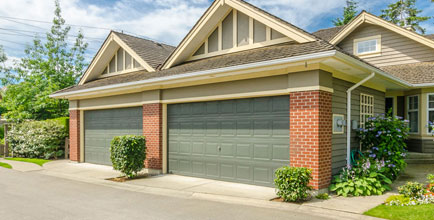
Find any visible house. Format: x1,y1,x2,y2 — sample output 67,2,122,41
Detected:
51,0,434,191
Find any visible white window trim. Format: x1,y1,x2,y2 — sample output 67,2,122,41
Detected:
426,93,434,133
100,48,145,79
360,93,374,129
353,35,381,57
407,95,419,134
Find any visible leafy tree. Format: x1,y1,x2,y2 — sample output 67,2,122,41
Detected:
380,0,431,34
0,0,88,121
333,0,359,26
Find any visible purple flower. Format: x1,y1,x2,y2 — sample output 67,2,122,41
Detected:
388,152,393,156
369,154,376,158
401,153,406,157
388,164,396,168
396,128,401,132
372,147,379,151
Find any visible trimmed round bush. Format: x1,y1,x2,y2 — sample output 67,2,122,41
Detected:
110,135,146,178
274,166,313,202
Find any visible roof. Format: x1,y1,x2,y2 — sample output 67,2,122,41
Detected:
113,32,175,70
426,34,434,41
380,62,434,85
312,25,346,42
53,40,335,95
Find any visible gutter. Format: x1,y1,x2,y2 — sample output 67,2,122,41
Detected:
50,50,337,98
346,72,375,167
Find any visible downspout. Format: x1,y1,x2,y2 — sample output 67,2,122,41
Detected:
346,72,375,167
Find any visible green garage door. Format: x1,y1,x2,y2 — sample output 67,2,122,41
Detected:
84,107,143,165
168,96,289,186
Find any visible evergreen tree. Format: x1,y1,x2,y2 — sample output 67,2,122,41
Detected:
380,0,430,34
0,0,88,121
333,0,359,26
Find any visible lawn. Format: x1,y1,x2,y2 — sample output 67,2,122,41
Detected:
4,158,51,166
364,204,434,220
0,162,12,169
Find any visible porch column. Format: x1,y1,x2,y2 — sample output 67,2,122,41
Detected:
289,90,333,190
143,103,163,170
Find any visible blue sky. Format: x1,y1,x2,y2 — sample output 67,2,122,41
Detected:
0,0,433,67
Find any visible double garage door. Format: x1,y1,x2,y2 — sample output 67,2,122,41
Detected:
168,96,290,186
84,107,143,165
83,96,289,186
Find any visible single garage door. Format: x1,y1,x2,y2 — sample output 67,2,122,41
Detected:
168,96,289,186
84,107,143,165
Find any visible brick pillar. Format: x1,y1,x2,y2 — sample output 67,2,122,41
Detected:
289,90,332,190
143,103,163,170
69,110,80,162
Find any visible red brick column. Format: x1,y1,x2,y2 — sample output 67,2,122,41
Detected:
69,110,80,162
143,103,163,170
289,90,332,190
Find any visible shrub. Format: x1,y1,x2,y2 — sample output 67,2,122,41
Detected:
358,114,409,181
110,135,146,178
330,158,392,197
46,117,69,134
7,120,67,159
315,193,330,200
428,174,434,184
274,166,312,202
398,182,427,199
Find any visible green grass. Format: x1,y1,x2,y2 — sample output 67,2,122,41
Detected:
4,158,51,166
364,204,434,220
0,162,12,169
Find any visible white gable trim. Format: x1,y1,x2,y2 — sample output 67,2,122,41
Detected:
79,32,155,85
330,12,434,49
161,0,315,69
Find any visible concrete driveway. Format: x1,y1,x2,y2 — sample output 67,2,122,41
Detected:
0,167,339,220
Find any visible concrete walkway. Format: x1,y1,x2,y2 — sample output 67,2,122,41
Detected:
0,158,43,172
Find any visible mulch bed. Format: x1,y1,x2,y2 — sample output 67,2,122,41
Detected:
106,174,155,182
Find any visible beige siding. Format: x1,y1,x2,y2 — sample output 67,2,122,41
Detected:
332,78,385,174
338,23,434,67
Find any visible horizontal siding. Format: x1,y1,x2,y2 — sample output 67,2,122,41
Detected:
338,23,434,67
423,140,434,153
331,78,385,174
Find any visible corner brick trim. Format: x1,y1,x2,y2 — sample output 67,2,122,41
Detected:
69,110,80,162
289,90,332,190
143,103,163,170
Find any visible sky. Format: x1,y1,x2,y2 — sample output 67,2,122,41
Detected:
0,0,433,68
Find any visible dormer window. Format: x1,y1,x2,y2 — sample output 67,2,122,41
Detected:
353,35,381,56
101,48,143,77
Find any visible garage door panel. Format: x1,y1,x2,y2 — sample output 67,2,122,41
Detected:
84,107,143,165
168,96,289,186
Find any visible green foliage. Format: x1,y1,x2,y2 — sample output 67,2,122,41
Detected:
0,0,88,121
7,119,67,159
0,46,10,79
333,0,359,26
380,0,431,34
330,161,392,197
398,182,427,199
427,174,434,184
315,193,330,200
46,117,69,134
385,195,411,204
110,135,146,178
274,166,313,202
358,114,409,181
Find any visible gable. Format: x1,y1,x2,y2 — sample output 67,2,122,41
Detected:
188,9,291,61
161,0,316,69
338,23,434,67
79,32,175,85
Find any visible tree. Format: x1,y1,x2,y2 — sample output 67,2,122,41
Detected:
333,0,359,26
380,0,431,34
0,0,88,121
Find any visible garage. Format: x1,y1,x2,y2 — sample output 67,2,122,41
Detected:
84,107,143,165
168,96,290,186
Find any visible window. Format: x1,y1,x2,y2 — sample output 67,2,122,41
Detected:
117,48,124,72
427,94,434,132
385,97,394,116
237,11,249,46
407,95,419,133
360,93,374,128
253,20,266,43
354,35,381,56
271,29,285,40
222,11,233,50
208,28,219,53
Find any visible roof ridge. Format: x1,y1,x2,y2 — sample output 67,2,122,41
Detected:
112,31,176,48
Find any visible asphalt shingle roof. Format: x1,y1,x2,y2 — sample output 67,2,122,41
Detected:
380,62,434,84
54,40,335,94
114,32,175,70
312,26,346,42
